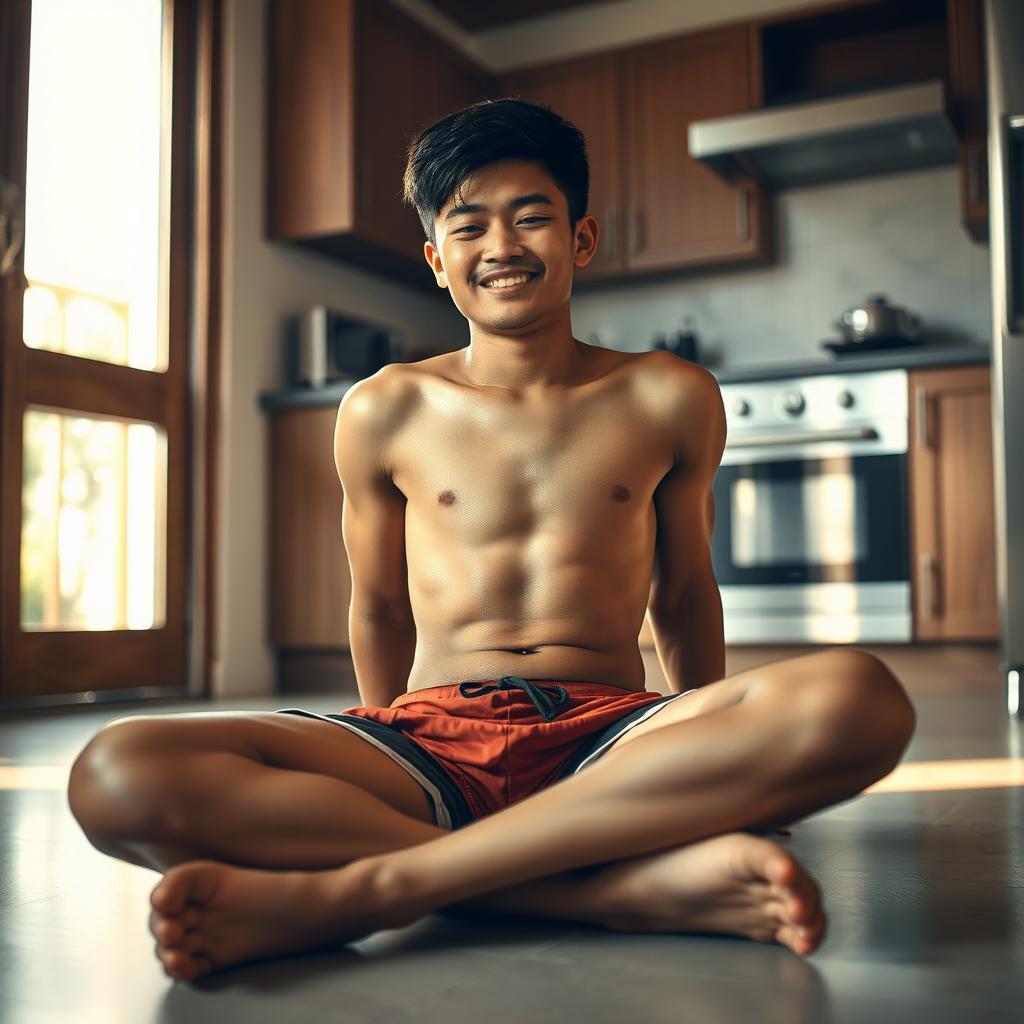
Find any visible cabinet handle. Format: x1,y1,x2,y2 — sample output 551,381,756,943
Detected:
920,554,938,619
915,386,931,447
736,187,749,240
627,204,644,255
967,144,981,205
603,206,617,260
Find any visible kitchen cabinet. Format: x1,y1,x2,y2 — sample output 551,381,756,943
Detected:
500,52,627,279
946,0,988,242
501,25,771,282
908,364,998,640
623,24,770,274
267,0,496,289
269,407,351,649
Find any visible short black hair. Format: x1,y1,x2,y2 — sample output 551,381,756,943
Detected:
402,97,589,247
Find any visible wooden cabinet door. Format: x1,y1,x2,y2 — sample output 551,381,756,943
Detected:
267,0,357,242
354,1,442,263
909,365,998,640
435,47,496,123
623,24,769,273
947,0,988,242
500,52,626,278
270,408,351,649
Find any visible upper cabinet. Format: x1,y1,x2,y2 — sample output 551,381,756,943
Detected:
946,0,988,242
500,26,771,283
500,53,628,279
622,25,770,274
266,0,496,289
267,0,988,291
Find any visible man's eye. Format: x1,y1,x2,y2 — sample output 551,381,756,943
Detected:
519,217,549,225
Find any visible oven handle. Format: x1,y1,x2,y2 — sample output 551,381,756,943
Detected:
726,426,880,449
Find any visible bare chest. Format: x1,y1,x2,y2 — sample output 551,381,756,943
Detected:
390,386,672,545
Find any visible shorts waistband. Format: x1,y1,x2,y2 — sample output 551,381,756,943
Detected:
393,679,649,707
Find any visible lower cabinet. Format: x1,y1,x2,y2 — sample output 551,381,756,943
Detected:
908,364,998,640
269,407,351,649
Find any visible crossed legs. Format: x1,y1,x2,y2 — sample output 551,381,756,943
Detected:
69,649,915,980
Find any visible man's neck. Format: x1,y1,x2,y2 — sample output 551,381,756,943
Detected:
460,322,586,394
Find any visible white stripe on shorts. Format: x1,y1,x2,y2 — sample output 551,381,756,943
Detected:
571,688,699,775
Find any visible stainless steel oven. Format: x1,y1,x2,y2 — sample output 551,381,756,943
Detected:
712,368,910,643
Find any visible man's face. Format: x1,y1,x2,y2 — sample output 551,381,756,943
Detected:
424,160,597,332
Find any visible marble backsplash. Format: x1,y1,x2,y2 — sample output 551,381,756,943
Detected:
571,164,992,369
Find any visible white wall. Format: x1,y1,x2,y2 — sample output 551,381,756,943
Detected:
571,166,992,366
213,0,465,698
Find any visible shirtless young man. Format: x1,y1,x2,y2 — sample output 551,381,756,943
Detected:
68,99,916,982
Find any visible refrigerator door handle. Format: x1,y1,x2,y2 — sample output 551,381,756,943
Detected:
1000,114,1024,337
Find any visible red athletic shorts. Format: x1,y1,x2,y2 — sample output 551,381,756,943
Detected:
277,675,693,830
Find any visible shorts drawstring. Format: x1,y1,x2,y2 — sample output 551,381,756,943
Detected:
458,676,571,722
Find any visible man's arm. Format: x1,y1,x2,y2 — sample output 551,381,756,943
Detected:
334,369,416,708
645,357,728,693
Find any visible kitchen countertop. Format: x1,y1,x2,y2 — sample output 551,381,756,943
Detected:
259,342,991,412
711,342,990,385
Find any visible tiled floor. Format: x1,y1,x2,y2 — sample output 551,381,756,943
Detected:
2,644,1022,1023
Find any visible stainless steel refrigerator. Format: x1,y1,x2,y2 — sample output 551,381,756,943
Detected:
986,0,1024,715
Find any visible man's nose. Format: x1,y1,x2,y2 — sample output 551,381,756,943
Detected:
481,222,526,261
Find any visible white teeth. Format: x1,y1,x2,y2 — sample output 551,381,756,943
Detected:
483,274,532,289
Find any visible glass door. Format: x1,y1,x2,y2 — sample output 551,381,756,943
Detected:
0,0,196,701
711,454,909,587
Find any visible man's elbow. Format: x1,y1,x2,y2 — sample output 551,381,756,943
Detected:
649,575,720,619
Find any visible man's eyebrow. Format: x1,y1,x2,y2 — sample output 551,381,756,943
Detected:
443,192,555,222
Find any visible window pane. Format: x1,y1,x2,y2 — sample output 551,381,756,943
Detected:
21,410,167,631
23,0,168,372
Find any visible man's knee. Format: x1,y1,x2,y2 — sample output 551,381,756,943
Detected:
794,648,916,775
68,717,188,849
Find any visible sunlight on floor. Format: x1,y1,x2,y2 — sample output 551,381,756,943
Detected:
867,758,1024,793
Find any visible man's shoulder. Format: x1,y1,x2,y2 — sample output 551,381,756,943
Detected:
337,362,424,441
629,349,722,414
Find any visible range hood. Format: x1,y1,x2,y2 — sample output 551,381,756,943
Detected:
688,80,959,189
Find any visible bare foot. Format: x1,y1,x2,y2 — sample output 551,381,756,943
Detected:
586,832,826,956
148,857,399,982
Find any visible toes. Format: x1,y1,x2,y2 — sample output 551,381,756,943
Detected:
158,945,209,982
150,872,186,916
156,932,215,982
150,912,184,946
150,861,221,916
776,909,828,956
149,905,202,945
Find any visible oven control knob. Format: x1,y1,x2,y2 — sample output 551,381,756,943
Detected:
837,389,855,408
732,398,752,417
781,390,805,416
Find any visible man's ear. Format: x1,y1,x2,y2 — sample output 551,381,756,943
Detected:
573,214,599,269
424,240,448,289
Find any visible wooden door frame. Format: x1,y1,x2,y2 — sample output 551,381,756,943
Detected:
0,0,223,708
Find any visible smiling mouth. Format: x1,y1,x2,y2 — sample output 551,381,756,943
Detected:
478,271,540,293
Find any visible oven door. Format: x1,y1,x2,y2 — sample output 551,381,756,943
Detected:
711,452,908,586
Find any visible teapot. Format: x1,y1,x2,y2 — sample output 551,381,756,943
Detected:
833,294,922,343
